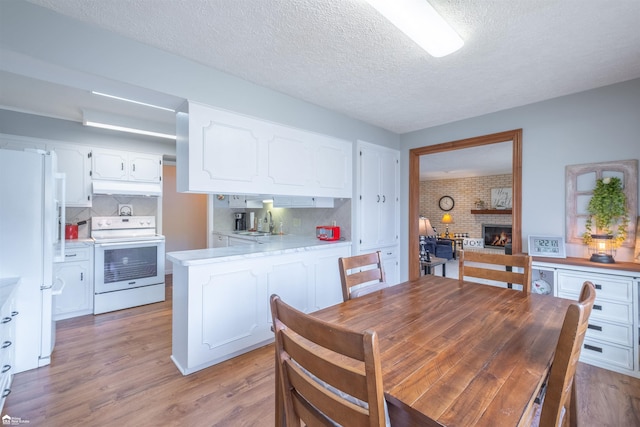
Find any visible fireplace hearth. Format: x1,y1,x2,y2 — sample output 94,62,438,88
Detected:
483,224,512,249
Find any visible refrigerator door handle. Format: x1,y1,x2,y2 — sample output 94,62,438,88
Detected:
55,172,66,262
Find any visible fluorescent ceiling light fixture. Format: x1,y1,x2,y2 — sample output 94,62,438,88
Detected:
365,0,464,57
91,91,175,112
83,110,176,140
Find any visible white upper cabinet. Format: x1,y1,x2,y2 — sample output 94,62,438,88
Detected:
176,101,352,198
357,141,400,250
48,143,92,207
92,148,162,183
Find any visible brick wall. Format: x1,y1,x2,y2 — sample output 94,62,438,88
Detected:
419,174,512,238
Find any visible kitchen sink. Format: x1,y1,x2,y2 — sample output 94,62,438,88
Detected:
233,231,273,236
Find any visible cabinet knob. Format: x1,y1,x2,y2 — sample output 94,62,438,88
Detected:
1,389,10,398
1,341,11,349
1,365,10,373
1,317,11,324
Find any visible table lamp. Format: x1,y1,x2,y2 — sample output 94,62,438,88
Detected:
419,216,435,262
441,213,453,238
588,234,616,263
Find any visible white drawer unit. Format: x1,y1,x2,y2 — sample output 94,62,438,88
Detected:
533,258,639,378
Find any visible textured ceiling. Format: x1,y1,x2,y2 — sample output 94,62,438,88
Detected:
17,0,640,135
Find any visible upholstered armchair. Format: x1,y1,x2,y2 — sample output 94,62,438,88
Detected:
424,237,454,260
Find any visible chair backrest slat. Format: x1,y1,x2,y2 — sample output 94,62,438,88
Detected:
458,250,532,294
339,251,387,301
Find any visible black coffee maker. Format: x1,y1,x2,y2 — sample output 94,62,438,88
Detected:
234,213,246,231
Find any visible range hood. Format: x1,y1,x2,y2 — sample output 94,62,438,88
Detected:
92,180,162,197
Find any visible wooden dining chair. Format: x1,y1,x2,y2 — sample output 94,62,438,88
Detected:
338,251,387,301
536,281,596,427
270,294,388,427
458,250,533,293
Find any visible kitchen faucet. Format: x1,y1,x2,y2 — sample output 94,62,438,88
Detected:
266,211,274,234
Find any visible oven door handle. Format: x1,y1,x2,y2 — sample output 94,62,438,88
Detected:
95,240,163,247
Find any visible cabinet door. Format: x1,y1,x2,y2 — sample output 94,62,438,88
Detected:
358,142,399,250
53,262,92,319
229,195,246,208
379,247,399,286
49,144,92,206
358,147,382,250
129,153,162,182
378,150,399,247
92,149,128,181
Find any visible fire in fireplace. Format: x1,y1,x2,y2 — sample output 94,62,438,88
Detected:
483,224,512,249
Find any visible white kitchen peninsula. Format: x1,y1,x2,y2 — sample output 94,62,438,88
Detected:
166,236,350,375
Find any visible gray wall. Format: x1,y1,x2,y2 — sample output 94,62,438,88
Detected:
400,78,640,278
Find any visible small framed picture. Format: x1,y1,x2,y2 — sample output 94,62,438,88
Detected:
528,236,566,258
491,187,512,209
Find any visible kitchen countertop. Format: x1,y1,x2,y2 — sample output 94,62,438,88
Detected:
167,235,351,266
0,277,19,308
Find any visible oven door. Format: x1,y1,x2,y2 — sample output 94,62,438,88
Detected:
94,239,165,294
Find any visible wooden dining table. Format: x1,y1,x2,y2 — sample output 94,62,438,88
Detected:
306,275,574,426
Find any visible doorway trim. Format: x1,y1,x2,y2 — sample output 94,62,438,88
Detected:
408,129,523,280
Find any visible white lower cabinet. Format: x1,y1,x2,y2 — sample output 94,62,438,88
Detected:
358,246,399,286
170,243,350,375
0,279,18,412
53,244,93,320
533,258,639,378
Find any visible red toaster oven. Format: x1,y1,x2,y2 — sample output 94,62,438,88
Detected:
316,226,340,241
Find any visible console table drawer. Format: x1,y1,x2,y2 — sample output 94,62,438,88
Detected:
557,271,632,302
586,319,633,347
558,291,632,324
581,338,634,370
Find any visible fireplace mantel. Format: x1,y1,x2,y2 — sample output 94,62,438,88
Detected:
471,209,512,214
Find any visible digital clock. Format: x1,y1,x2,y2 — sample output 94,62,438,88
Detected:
528,236,566,258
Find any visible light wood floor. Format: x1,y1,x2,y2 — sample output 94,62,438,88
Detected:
3,276,639,426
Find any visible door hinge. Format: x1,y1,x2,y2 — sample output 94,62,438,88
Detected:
88,152,92,158
89,170,92,177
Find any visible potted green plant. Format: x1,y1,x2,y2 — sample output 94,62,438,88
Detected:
582,177,629,262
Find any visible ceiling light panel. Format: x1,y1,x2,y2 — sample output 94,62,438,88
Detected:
365,0,464,57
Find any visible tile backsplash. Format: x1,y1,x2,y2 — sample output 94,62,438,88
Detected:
213,198,352,240
66,195,159,239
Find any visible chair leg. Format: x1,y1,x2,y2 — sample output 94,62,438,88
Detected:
568,380,578,427
275,351,284,426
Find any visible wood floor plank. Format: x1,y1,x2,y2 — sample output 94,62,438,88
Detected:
2,275,639,426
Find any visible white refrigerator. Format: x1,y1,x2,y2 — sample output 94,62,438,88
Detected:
0,148,65,373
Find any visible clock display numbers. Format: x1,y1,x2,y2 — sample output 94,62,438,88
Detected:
533,238,559,254
528,236,566,258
